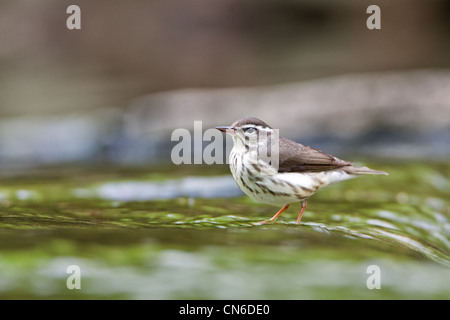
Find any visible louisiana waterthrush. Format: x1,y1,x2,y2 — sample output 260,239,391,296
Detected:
216,117,388,225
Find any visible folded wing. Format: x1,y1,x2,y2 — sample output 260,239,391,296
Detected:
277,137,353,173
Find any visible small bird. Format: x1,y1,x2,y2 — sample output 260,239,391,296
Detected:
216,117,388,225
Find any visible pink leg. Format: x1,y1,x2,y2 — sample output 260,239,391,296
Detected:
296,200,307,224
254,204,290,225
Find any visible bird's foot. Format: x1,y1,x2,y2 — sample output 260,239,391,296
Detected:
252,219,274,226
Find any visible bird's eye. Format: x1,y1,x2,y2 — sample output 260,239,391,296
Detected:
245,127,256,134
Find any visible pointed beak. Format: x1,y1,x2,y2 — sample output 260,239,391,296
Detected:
216,126,235,135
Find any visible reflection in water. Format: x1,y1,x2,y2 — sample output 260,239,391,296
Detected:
96,176,242,201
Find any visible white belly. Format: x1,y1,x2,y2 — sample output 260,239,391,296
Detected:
229,148,356,206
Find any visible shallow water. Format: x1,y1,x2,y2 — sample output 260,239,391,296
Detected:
0,162,449,299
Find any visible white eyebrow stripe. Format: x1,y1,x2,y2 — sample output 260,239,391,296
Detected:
240,125,268,130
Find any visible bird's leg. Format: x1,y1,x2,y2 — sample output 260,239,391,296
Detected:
254,204,290,225
296,200,307,224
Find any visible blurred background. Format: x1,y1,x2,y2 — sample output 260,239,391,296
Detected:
1,0,450,169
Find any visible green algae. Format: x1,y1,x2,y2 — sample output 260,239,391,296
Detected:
0,162,449,299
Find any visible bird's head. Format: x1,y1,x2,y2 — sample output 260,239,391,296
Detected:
216,117,278,153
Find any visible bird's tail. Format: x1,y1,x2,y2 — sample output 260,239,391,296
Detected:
345,166,389,176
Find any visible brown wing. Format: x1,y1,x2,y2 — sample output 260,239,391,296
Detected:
277,137,352,173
